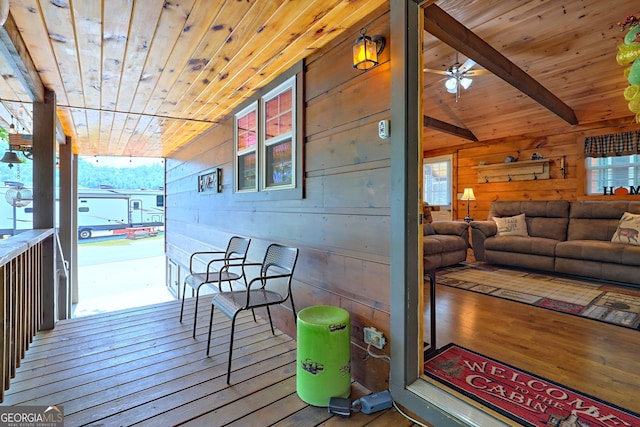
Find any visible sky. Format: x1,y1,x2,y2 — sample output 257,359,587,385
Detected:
79,156,164,168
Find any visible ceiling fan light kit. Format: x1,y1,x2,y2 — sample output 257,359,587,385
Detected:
425,52,489,101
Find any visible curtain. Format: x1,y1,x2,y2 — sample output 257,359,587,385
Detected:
584,130,640,158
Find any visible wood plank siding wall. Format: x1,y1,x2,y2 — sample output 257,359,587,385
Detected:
165,6,392,391
424,119,640,221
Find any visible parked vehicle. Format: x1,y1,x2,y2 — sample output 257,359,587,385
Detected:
0,184,165,239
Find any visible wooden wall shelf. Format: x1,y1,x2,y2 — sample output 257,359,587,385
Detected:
472,159,550,183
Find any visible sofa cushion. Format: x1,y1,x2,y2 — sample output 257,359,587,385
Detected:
488,200,569,240
493,213,528,236
484,236,558,257
611,212,640,246
568,200,640,241
556,240,640,266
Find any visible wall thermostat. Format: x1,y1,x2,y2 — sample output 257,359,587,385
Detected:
378,120,390,139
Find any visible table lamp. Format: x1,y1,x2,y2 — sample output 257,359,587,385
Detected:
462,188,476,223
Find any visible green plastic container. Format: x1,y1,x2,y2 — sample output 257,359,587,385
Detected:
296,305,351,406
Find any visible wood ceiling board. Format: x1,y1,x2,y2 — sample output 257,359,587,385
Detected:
155,0,275,119
103,111,128,156
127,0,198,115
98,110,114,152
172,0,294,119
100,0,132,111
72,0,102,110
114,0,165,112
136,0,228,116
39,0,84,107
191,0,381,122
10,1,68,105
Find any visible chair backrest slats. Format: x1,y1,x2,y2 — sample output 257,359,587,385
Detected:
225,236,251,265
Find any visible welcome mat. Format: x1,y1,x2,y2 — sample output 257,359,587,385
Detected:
436,264,640,330
424,344,640,427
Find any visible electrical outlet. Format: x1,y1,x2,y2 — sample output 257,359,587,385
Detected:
363,326,386,349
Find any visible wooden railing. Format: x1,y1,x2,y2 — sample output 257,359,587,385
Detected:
0,229,54,402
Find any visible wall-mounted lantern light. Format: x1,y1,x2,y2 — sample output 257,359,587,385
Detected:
352,28,386,70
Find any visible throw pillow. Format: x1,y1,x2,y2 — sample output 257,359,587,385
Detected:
611,212,640,246
492,213,529,236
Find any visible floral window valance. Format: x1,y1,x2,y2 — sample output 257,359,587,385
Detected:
584,130,640,158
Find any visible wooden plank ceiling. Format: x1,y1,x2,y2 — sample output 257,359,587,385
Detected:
0,0,637,157
0,0,387,157
422,0,636,150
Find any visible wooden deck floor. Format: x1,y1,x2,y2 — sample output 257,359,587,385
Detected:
4,297,413,427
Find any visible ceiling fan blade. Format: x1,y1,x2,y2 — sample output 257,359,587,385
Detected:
459,58,476,72
464,69,492,77
423,68,449,75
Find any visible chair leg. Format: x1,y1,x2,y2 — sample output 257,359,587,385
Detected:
206,304,215,356
179,282,187,322
226,313,238,385
251,309,257,322
290,296,297,325
265,306,275,335
192,286,201,338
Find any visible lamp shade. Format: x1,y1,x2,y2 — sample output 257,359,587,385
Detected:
462,188,476,201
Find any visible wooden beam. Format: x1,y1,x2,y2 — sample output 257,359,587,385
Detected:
423,4,579,126
0,12,44,102
0,12,66,144
423,115,478,141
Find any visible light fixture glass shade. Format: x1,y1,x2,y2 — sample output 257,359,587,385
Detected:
352,30,385,70
353,35,377,70
8,123,16,134
445,78,457,93
460,77,473,89
462,187,476,201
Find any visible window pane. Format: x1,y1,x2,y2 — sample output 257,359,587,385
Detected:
265,88,293,139
266,139,292,187
238,152,256,191
423,160,451,205
237,110,257,151
585,154,640,195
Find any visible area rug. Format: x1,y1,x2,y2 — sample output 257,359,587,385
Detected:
424,344,640,427
435,264,640,330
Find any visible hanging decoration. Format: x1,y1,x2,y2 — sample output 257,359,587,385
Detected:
615,15,640,122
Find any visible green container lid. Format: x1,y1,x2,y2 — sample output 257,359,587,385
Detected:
296,306,351,407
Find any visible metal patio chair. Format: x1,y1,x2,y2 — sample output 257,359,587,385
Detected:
206,243,299,384
180,236,251,338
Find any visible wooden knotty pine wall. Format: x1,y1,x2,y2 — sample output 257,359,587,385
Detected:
165,6,392,391
425,119,640,222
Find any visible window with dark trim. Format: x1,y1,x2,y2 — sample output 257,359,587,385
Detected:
233,61,304,200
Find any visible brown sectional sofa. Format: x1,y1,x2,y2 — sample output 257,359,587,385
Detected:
470,200,640,286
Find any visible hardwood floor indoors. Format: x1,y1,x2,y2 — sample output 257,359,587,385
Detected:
4,295,415,426
424,262,640,417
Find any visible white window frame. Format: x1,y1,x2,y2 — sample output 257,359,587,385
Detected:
585,154,640,195
234,102,258,193
423,155,452,206
261,76,296,190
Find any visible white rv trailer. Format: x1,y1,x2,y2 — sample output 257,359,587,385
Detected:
0,184,164,239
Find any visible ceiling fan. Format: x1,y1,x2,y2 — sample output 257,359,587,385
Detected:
424,52,491,102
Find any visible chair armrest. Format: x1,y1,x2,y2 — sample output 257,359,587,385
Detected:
189,250,226,273
469,220,497,261
431,221,469,237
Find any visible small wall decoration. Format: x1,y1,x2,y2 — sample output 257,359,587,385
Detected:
198,168,222,193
